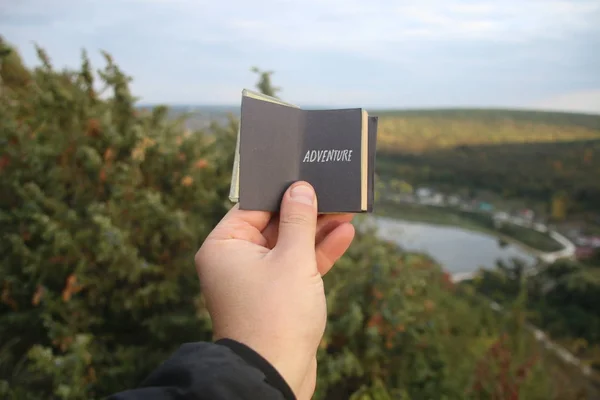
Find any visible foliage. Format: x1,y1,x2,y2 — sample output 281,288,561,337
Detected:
319,228,533,399
250,66,281,98
0,41,235,398
0,41,590,399
0,37,31,98
376,139,600,215
465,257,600,377
317,225,590,399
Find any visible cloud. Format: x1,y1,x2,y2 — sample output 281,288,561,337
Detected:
1,0,599,110
531,90,600,114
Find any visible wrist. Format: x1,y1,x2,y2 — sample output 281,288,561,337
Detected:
268,350,314,398
215,337,312,399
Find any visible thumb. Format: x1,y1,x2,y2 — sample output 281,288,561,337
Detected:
275,181,318,255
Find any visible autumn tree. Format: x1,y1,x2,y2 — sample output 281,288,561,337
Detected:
551,191,569,221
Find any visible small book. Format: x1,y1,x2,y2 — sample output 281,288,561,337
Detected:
229,89,378,213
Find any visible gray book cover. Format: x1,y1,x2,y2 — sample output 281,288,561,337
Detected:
236,91,377,213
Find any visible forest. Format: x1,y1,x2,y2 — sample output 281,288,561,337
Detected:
377,137,600,215
1,37,598,399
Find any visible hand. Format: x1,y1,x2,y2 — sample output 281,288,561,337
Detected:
195,181,355,399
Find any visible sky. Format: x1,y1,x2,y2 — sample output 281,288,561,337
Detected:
2,0,600,112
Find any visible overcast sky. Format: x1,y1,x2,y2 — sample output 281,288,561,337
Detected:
2,0,599,112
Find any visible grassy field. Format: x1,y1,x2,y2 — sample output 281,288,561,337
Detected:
372,109,600,153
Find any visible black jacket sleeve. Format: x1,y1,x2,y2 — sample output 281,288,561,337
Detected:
107,339,295,400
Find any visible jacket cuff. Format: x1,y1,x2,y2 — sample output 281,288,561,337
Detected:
215,338,296,400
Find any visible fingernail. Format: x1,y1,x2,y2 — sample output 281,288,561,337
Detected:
290,184,314,205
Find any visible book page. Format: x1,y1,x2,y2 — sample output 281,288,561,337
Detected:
237,96,304,210
229,90,299,202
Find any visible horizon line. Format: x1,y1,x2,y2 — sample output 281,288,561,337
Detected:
135,103,600,117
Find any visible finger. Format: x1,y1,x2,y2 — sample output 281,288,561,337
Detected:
314,213,354,244
315,222,355,276
262,215,280,249
207,203,272,245
275,181,318,255
263,213,354,250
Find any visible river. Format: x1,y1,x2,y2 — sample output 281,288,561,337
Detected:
372,216,537,274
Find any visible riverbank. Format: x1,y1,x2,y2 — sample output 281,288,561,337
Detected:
375,200,574,262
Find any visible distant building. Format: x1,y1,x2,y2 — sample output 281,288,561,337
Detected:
493,212,510,221
576,236,600,248
576,247,597,260
447,195,461,206
478,202,494,212
519,209,535,221
415,187,433,198
426,193,444,205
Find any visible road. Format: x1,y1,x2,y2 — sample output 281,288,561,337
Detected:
492,213,576,263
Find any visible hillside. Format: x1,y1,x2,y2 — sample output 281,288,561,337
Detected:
371,109,600,216
373,109,600,153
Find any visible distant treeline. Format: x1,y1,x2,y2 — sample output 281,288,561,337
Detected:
377,139,600,214
371,108,600,131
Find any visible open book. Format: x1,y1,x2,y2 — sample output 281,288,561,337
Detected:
229,89,378,213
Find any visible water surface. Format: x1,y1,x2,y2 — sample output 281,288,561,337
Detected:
372,216,536,274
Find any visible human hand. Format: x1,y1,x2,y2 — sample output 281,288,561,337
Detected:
195,181,355,399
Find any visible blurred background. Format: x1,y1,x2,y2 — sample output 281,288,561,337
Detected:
1,1,599,399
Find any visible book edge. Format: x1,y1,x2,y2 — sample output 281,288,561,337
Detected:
361,109,369,211
367,116,378,213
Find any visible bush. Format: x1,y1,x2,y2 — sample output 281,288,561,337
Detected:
466,256,600,382
0,43,235,398
0,42,587,399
